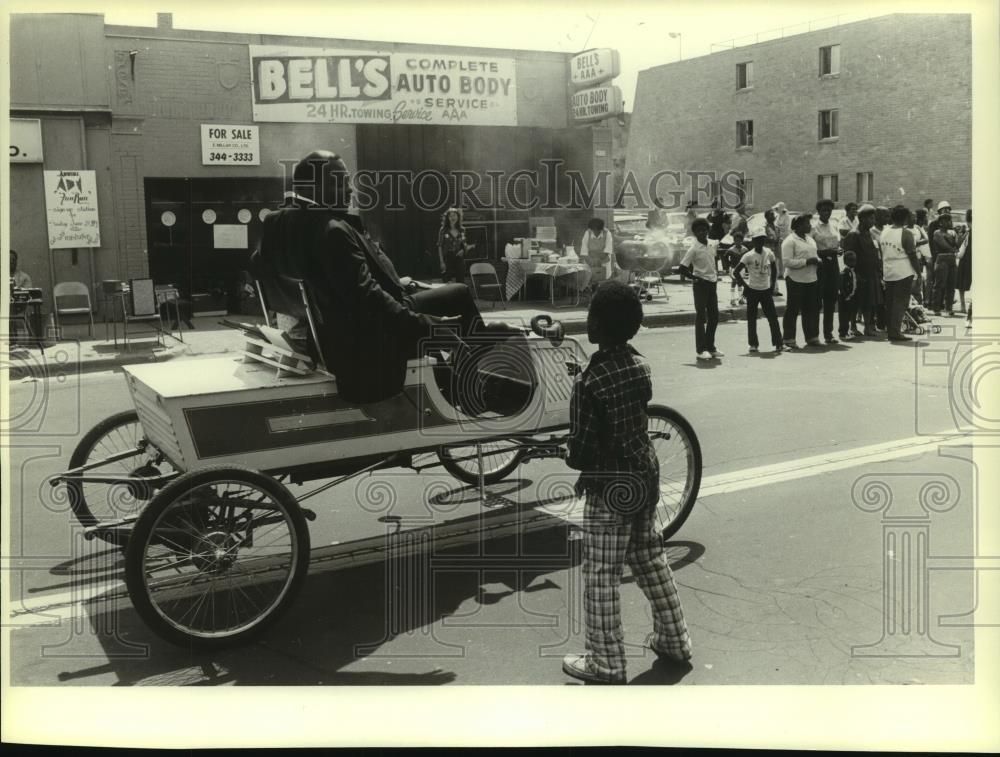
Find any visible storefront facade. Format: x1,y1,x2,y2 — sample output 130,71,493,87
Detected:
10,13,604,314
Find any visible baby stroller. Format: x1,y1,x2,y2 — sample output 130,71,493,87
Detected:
902,297,942,335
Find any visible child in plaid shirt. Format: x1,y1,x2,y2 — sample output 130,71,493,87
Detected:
562,280,692,684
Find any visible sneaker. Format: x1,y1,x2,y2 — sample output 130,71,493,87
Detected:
710,349,724,358
561,654,626,685
644,635,692,665
748,346,759,353
696,351,713,361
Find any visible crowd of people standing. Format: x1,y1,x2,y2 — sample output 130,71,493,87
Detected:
679,197,971,359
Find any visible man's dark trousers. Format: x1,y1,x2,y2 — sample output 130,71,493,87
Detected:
933,253,957,312
692,278,719,353
884,275,914,339
838,295,858,337
745,288,782,349
783,279,820,343
817,254,840,340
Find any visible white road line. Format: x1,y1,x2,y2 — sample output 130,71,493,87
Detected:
5,431,967,627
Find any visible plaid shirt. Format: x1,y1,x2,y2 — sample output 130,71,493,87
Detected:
567,343,659,509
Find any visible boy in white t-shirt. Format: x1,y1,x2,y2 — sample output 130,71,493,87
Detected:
679,218,722,361
731,231,783,353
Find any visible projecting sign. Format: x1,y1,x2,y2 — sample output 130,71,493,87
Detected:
10,118,43,163
43,170,101,248
570,48,620,88
201,124,260,165
249,45,518,126
571,84,624,124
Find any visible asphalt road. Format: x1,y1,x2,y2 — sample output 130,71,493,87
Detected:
5,317,981,686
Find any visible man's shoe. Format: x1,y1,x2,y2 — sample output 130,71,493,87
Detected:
889,334,912,342
773,344,785,353
710,349,724,358
783,340,799,350
696,351,713,361
561,654,625,685
825,335,839,344
748,345,759,353
806,338,822,347
645,636,692,665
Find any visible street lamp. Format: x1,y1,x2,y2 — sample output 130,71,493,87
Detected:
668,32,682,61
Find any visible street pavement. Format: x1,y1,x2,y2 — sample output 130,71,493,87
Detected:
4,316,982,687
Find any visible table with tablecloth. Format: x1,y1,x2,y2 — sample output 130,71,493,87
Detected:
504,259,592,303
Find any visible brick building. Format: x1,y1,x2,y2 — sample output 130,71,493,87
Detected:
626,13,971,213
10,13,606,314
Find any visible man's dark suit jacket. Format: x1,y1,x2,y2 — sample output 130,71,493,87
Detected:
257,202,433,404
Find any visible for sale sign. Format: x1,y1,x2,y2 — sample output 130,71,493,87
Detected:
201,124,260,165
570,84,624,123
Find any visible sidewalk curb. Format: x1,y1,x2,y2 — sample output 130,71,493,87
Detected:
13,303,789,378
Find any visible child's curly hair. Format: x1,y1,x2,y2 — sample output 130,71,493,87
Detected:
589,280,643,344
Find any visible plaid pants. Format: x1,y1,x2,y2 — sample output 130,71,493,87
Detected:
582,492,692,679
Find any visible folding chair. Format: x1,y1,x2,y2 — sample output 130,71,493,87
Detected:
469,261,506,309
53,281,95,338
119,278,163,350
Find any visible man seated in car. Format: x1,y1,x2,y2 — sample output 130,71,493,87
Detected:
256,150,530,412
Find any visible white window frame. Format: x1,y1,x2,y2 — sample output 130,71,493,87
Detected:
818,174,839,203
736,61,753,90
856,172,873,202
819,109,839,140
819,44,841,76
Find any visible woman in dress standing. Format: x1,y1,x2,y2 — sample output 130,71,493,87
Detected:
438,208,467,283
956,208,972,314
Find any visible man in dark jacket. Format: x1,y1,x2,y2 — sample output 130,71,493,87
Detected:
258,150,524,407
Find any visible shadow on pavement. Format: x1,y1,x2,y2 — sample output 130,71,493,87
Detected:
46,493,704,686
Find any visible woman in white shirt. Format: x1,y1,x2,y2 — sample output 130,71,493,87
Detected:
581,217,619,283
780,213,821,348
880,205,920,341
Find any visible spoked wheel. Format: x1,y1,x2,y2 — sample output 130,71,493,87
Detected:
124,465,310,648
438,440,524,486
66,410,176,546
647,404,702,541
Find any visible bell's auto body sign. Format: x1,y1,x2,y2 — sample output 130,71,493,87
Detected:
570,48,620,88
571,84,624,123
250,45,517,125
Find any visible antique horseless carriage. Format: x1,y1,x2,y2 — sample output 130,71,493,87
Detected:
51,276,702,649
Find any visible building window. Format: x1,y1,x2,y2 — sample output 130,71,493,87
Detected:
819,44,841,76
857,172,873,202
737,62,753,90
736,120,754,148
735,176,753,206
818,109,839,140
818,174,839,202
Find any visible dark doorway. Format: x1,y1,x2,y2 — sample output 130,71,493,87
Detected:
356,125,591,276
145,177,283,314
